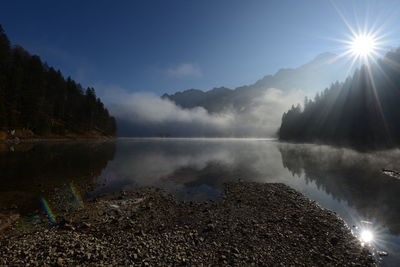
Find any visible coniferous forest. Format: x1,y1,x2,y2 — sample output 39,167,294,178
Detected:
279,48,400,149
0,25,116,137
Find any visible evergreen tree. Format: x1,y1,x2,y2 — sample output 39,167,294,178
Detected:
279,48,400,150
0,25,116,136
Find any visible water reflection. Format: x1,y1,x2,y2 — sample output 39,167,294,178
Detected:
278,143,400,235
92,139,287,201
2,138,400,265
278,143,400,265
0,141,116,215
93,138,400,265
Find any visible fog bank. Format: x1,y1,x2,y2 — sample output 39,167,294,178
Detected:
102,86,305,137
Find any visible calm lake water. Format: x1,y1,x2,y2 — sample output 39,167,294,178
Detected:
1,138,400,266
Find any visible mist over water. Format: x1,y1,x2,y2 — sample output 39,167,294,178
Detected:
94,139,400,266
2,139,400,265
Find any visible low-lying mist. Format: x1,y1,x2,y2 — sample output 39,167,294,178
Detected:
103,87,305,137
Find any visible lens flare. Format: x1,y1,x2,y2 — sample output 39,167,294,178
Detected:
330,2,391,71
69,182,84,208
40,197,56,224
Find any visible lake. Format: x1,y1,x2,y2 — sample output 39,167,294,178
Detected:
1,138,400,266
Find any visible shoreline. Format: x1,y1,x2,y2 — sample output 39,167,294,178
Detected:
0,129,115,144
0,136,116,144
0,182,375,266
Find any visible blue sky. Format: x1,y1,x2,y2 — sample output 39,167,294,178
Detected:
1,0,400,97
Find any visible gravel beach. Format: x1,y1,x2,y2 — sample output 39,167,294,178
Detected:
0,182,375,266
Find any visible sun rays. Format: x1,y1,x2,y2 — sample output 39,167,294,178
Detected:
327,1,395,72
321,3,397,147
339,31,386,66
349,34,378,58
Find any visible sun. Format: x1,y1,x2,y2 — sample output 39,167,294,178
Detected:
333,29,384,66
335,30,384,66
349,34,377,57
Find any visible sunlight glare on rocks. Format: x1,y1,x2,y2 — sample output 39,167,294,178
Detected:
360,229,374,243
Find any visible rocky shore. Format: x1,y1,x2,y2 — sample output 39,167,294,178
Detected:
0,182,375,266
0,129,114,145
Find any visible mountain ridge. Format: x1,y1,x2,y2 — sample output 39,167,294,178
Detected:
163,52,351,113
117,52,354,137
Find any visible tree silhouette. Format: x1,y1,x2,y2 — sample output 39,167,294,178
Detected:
0,25,116,137
279,49,400,150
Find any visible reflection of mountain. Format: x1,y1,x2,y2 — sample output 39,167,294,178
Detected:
160,159,261,201
0,141,116,214
163,52,349,113
278,143,400,235
94,140,284,200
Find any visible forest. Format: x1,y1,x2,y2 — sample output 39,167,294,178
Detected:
0,25,116,137
279,48,400,149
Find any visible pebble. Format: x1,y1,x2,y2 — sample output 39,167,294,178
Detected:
0,182,376,266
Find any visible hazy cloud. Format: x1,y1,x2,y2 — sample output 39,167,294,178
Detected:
98,84,305,137
165,63,202,78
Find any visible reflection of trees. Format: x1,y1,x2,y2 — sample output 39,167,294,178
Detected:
278,143,400,235
0,141,116,214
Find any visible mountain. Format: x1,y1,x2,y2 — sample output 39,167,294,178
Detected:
117,52,353,137
163,52,351,114
0,25,116,138
162,87,232,113
279,48,400,150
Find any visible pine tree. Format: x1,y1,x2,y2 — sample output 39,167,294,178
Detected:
0,25,116,137
279,48,400,149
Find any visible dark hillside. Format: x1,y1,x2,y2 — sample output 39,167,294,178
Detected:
279,48,400,150
0,25,116,139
